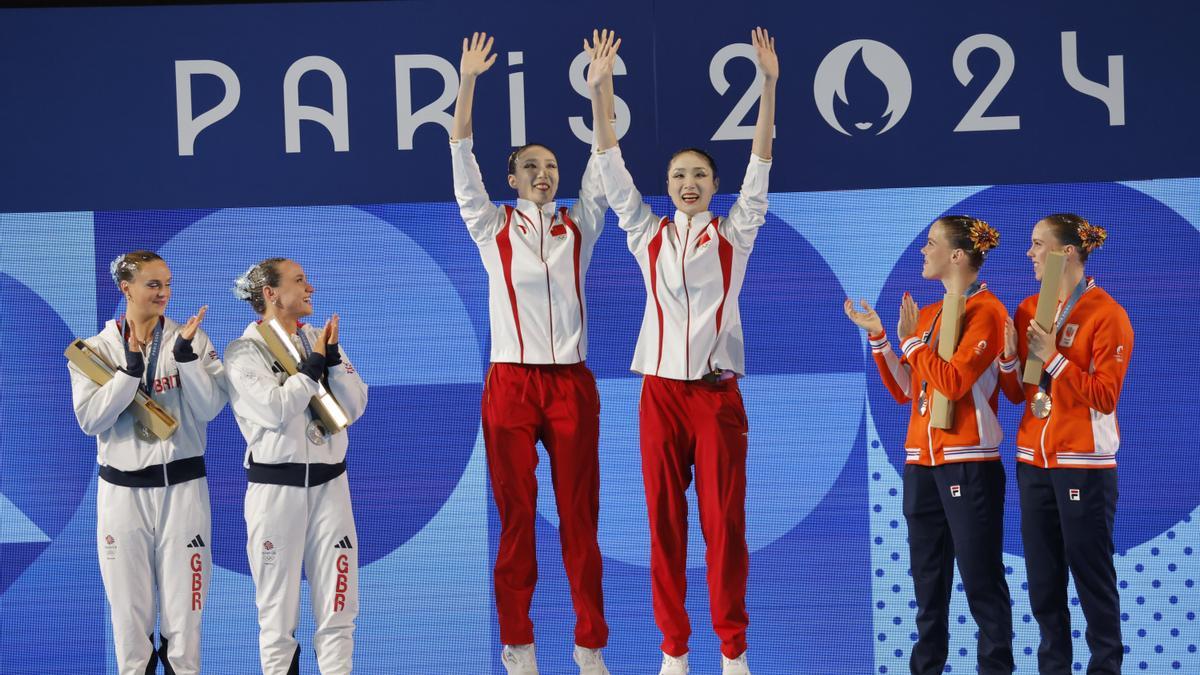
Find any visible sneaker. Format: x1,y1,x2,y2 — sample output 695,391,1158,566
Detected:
573,645,611,675
501,643,539,675
721,651,750,675
659,651,689,675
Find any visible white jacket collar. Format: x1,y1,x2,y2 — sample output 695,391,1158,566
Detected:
673,209,714,228
515,198,558,222
108,315,176,338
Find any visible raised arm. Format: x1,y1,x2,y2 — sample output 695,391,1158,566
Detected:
750,26,777,161
589,32,661,250
449,33,505,242
451,32,497,142
570,30,622,237
588,29,620,153
725,27,778,247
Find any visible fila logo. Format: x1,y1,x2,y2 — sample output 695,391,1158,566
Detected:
186,534,207,548
334,535,354,550
950,484,962,498
1069,488,1081,501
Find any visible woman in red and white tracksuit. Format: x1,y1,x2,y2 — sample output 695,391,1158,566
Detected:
448,32,617,675
590,28,776,675
844,217,1014,675
68,250,226,675
999,214,1132,675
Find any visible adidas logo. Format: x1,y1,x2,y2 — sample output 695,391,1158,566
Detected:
186,534,206,549
333,535,353,550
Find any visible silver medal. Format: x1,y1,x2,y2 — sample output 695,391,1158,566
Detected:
306,419,328,446
135,422,156,442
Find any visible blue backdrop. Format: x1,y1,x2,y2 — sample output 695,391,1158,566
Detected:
1,1,1198,673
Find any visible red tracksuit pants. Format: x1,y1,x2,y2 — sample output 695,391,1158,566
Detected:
640,374,750,659
482,362,608,648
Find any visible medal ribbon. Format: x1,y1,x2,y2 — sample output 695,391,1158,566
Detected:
293,325,329,439
1038,277,1088,395
123,317,164,399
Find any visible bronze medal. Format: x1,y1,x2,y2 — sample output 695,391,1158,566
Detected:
1031,391,1052,419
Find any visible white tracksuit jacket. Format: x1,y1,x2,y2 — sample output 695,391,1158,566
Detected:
595,145,771,380
450,135,608,365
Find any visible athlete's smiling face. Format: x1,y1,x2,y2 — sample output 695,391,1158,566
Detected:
508,145,559,206
667,151,719,218
121,259,171,318
265,260,315,318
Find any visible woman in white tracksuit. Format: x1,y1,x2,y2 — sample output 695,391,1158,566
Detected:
225,257,368,675
68,249,226,675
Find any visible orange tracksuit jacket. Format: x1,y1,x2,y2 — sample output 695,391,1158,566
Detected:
998,278,1134,469
869,284,1007,466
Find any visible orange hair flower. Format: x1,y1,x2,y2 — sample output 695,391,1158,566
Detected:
968,219,1000,254
1077,222,1108,252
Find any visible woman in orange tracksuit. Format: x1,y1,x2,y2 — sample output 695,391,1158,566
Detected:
999,214,1132,675
845,216,1014,675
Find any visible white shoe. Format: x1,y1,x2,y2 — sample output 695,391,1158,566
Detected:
659,651,689,675
501,643,539,675
722,651,750,675
573,645,611,675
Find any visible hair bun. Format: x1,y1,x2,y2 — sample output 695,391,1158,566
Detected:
1077,222,1108,253
231,265,259,300
108,255,126,285
968,219,1000,254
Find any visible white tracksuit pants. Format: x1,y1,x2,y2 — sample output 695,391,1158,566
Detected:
245,473,359,674
97,477,212,675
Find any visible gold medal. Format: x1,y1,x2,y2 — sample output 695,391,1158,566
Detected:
306,419,329,446
135,422,156,442
1031,391,1052,419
